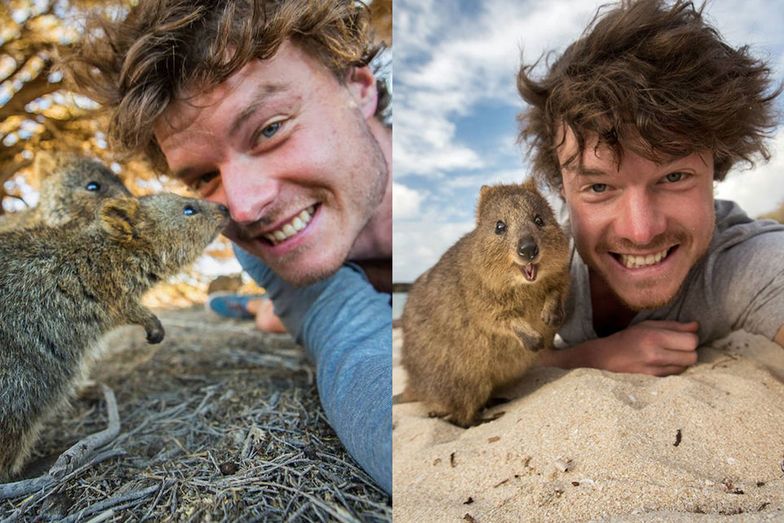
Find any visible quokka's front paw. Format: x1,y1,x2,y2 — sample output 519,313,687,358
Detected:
541,300,565,326
147,328,164,344
145,317,165,344
514,327,543,351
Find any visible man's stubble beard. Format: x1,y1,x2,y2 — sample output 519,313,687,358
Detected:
583,223,713,312
275,116,389,287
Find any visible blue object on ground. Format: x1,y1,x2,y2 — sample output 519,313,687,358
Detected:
206,292,267,320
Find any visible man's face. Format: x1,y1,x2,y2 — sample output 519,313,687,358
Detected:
558,128,716,310
155,41,389,285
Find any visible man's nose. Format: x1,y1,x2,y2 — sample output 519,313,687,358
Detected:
218,160,279,224
614,189,667,245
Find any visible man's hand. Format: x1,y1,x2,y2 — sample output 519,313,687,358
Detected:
538,320,699,376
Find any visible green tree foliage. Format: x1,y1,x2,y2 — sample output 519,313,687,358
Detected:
0,0,238,292
0,0,167,213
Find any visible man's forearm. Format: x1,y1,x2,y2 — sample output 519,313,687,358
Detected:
234,246,392,494
298,268,392,494
537,320,699,376
537,339,600,369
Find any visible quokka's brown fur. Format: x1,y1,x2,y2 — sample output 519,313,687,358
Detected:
0,193,228,480
0,152,131,231
400,179,570,427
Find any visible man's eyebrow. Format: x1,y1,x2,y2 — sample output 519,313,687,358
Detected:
228,83,289,138
574,167,609,177
561,161,608,178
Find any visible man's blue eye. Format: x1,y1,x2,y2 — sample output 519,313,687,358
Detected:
85,181,100,191
665,172,684,183
591,183,607,193
183,205,198,216
260,122,282,139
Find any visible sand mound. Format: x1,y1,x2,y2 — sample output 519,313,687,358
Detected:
393,329,784,522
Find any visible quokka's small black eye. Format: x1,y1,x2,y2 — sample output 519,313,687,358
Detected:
495,221,507,235
183,205,199,216
534,215,544,228
85,181,100,191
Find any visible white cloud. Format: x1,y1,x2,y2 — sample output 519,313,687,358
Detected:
393,182,426,219
715,129,784,218
393,104,484,176
394,0,600,179
393,219,474,283
441,167,532,191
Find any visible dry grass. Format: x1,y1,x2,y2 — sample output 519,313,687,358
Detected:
0,306,391,522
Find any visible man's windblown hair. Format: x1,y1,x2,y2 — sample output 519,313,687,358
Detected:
65,0,387,172
517,0,782,191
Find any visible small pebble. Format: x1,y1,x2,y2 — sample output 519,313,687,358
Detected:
219,461,239,475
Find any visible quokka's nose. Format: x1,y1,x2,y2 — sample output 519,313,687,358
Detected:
518,238,539,261
217,204,229,216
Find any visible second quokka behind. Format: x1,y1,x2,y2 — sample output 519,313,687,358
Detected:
0,152,131,232
400,179,570,427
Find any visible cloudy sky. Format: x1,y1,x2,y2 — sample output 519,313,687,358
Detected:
392,0,784,283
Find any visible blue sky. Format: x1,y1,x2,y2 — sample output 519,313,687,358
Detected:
393,0,784,283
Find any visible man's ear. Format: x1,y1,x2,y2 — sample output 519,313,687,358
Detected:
345,65,378,120
100,197,140,242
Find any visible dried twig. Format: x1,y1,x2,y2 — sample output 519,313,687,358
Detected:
60,484,161,523
0,308,391,521
0,384,120,501
50,384,120,480
0,475,54,502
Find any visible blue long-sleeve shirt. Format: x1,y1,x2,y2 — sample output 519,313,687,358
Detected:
234,246,392,494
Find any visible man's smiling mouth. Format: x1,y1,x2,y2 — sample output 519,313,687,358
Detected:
611,246,676,269
263,205,317,246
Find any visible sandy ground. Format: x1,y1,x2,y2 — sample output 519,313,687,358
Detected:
1,306,391,522
393,328,784,522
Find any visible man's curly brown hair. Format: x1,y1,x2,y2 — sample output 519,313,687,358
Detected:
517,0,781,192
65,0,383,172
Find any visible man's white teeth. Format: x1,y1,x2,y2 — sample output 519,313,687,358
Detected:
264,206,315,245
620,248,669,269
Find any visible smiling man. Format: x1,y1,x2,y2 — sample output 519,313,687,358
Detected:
67,1,392,494
517,0,784,375
154,41,391,287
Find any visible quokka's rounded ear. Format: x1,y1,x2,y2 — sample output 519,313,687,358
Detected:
522,175,538,191
100,197,140,242
476,185,493,221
